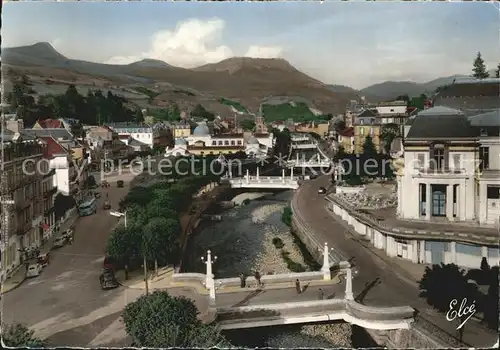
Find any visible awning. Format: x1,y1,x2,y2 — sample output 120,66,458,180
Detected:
40,223,50,231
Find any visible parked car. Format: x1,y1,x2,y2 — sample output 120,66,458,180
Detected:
27,263,42,278
117,180,124,188
318,187,326,194
309,173,318,179
100,269,119,290
53,236,66,248
101,180,110,188
103,200,111,210
37,253,51,268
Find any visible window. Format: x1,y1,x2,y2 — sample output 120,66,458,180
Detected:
218,141,223,146
237,140,242,145
231,140,235,146
370,128,374,135
453,154,461,169
479,146,490,170
390,109,394,112
431,147,445,170
224,141,229,146
360,120,364,125
212,141,216,146
417,153,425,168
360,127,365,136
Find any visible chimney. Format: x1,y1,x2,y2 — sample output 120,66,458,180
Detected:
5,118,24,133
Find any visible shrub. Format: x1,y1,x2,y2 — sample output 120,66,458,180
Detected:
280,250,306,273
272,237,284,249
281,206,292,226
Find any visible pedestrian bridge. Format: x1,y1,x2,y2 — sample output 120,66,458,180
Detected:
170,249,414,332
221,168,300,189
216,299,414,331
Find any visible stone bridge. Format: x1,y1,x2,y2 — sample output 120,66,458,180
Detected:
221,168,300,189
170,249,414,332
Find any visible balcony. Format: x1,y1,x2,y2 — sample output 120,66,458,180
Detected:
44,207,55,217
413,166,468,177
43,186,58,197
16,221,33,236
15,198,31,212
43,168,56,179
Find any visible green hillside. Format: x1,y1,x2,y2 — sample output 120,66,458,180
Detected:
262,102,329,122
218,97,247,113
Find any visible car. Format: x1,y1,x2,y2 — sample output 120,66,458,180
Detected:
37,252,50,268
318,187,326,194
27,263,42,278
117,180,124,188
103,200,111,210
100,270,119,290
53,236,66,249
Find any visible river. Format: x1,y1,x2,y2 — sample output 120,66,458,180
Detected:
186,190,378,348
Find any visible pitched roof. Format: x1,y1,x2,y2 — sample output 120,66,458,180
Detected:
356,109,378,118
338,127,354,137
24,128,74,141
39,136,68,158
36,119,64,129
406,109,476,139
468,109,500,127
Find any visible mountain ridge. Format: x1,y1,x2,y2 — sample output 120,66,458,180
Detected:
3,42,356,115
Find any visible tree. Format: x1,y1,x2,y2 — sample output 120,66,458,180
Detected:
106,224,142,268
495,63,500,78
362,135,377,156
54,193,76,220
380,123,400,154
142,217,180,274
240,119,255,131
482,266,499,330
190,104,214,121
273,129,292,160
121,291,230,347
472,52,489,79
419,263,477,313
2,324,45,347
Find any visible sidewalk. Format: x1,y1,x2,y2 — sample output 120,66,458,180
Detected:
116,266,342,295
1,210,80,295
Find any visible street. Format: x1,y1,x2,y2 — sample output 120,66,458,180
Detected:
294,176,497,347
3,174,140,347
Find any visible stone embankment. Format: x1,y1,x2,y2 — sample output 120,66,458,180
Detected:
193,191,352,347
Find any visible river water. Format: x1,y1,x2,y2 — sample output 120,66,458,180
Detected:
187,190,378,348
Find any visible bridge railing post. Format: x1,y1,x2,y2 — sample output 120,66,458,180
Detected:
321,242,332,280
201,250,217,303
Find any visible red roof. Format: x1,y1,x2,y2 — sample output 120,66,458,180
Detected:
338,127,354,137
37,119,64,129
39,137,67,158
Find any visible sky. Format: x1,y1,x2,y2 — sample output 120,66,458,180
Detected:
3,1,500,89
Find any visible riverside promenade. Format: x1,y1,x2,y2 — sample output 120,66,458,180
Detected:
291,176,498,348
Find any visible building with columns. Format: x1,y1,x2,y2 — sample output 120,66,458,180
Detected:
399,106,499,226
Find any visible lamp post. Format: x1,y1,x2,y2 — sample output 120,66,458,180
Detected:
321,242,333,281
201,250,217,302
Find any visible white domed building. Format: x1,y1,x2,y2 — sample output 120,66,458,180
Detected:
165,121,273,157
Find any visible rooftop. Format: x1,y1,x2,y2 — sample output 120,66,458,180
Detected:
468,109,500,127
406,107,477,139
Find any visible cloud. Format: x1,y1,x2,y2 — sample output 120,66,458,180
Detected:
105,18,282,67
245,45,283,59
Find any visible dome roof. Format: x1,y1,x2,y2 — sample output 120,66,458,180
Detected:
193,122,210,136
175,138,187,145
247,136,259,145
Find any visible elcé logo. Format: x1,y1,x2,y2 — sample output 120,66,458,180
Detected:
446,298,476,329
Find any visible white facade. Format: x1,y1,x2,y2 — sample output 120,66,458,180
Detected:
398,144,477,222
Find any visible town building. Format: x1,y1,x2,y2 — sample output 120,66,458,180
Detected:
1,125,46,278
295,121,329,137
106,122,172,149
337,127,355,153
23,125,90,201
86,125,131,163
395,103,499,268
173,120,192,138
166,121,273,158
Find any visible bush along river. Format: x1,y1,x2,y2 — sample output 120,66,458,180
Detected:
185,190,379,348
